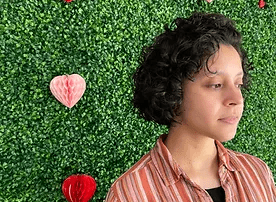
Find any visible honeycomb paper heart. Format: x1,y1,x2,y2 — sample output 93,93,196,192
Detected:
258,0,266,8
62,174,96,202
50,74,86,108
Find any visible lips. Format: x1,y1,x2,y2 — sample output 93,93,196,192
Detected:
218,116,239,124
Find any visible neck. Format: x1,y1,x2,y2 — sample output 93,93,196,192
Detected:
165,124,219,175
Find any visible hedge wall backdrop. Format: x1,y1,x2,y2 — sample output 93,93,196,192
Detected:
0,0,275,201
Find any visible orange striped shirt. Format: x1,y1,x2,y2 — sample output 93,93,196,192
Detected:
105,134,276,201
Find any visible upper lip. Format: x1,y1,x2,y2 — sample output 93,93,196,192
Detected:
218,116,238,120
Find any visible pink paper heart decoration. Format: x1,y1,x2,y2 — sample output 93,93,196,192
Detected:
62,174,97,202
205,0,214,2
50,74,86,108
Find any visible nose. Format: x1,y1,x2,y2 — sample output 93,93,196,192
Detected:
223,85,244,106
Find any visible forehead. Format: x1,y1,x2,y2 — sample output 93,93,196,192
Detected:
196,44,243,80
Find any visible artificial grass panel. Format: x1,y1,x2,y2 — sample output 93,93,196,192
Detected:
0,0,275,201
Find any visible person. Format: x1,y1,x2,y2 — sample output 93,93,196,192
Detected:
105,12,276,201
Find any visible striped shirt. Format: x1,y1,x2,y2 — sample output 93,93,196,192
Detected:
105,134,276,201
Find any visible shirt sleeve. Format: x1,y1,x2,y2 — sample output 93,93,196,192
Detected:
105,188,119,202
266,163,276,200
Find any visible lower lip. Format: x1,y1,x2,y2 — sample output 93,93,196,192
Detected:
218,117,239,124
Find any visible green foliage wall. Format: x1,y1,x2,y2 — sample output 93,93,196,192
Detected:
0,0,275,201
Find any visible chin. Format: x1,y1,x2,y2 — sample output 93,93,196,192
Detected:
214,124,238,142
219,136,235,143
217,131,236,142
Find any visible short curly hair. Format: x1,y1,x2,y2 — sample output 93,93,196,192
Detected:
132,12,251,128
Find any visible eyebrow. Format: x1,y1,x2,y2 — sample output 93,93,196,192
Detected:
212,71,244,77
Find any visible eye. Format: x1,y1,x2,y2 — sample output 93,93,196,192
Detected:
237,84,244,88
211,84,222,89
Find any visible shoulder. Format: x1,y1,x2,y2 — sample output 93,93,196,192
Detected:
114,151,153,182
227,148,273,179
105,152,153,201
229,149,268,168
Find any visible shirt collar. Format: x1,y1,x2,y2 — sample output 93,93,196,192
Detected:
150,134,240,186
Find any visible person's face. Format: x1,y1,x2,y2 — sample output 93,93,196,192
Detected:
178,44,244,142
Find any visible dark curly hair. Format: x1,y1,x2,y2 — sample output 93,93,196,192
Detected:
132,12,251,128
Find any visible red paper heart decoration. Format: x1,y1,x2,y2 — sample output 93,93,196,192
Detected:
50,74,86,108
258,0,266,8
64,0,73,2
62,174,97,202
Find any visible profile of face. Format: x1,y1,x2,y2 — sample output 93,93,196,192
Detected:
178,44,244,142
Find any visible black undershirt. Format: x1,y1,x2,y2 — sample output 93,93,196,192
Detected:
205,186,225,202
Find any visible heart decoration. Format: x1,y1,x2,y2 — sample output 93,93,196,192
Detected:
64,0,74,2
50,74,86,108
62,174,97,202
258,0,266,8
205,0,214,2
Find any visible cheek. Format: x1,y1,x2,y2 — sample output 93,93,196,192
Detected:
183,95,219,121
196,92,218,109
198,99,219,121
